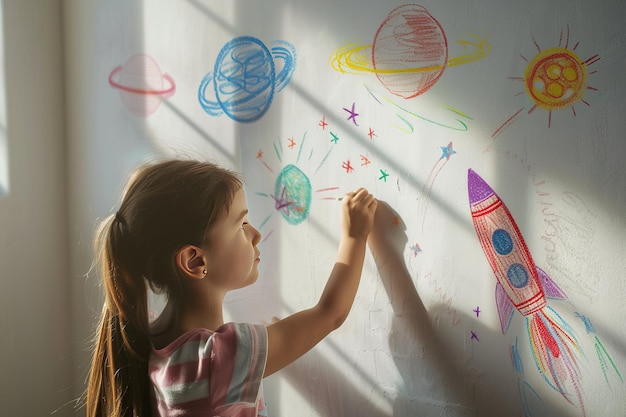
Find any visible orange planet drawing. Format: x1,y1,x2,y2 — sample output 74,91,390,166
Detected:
331,4,491,99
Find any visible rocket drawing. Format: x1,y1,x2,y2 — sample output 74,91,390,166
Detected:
467,169,586,416
467,169,567,332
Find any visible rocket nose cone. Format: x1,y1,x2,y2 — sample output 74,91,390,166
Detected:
468,169,495,204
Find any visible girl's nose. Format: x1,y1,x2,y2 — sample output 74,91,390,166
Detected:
251,225,262,244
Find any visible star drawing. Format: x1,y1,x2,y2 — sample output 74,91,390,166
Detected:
343,102,359,126
440,141,456,160
271,186,293,216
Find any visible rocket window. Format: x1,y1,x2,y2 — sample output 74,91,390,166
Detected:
507,263,529,288
492,228,513,255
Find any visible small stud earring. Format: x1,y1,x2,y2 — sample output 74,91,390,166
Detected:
202,269,207,275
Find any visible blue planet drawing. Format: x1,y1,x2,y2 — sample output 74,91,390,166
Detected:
198,36,296,123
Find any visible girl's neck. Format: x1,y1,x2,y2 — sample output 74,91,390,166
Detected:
150,292,226,349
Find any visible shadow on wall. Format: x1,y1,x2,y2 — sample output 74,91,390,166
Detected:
367,201,474,416
274,201,591,417
272,201,478,416
370,201,473,415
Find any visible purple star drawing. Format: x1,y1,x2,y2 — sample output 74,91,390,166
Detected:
343,102,359,126
271,186,293,216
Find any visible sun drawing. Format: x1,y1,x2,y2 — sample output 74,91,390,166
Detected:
493,26,600,137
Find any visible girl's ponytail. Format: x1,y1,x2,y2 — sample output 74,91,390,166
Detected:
86,214,151,417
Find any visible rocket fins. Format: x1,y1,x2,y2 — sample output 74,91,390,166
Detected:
536,266,567,300
496,282,515,334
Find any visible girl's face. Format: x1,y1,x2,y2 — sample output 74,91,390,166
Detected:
203,188,262,291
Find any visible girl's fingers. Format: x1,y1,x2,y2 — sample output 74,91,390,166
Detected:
343,188,375,207
349,187,366,199
351,188,369,201
365,194,377,207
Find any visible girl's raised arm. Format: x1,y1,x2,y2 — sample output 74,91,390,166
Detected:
264,188,377,377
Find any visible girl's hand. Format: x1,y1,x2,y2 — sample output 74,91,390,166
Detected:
341,187,378,240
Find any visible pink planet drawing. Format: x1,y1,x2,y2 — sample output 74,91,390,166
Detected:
108,53,176,117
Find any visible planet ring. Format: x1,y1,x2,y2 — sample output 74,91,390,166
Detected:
330,35,491,75
108,65,176,96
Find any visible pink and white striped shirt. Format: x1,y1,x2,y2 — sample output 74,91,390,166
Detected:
149,323,268,417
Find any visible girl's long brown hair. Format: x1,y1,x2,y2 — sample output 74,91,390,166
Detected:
85,159,242,417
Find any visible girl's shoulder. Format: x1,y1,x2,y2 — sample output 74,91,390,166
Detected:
150,327,214,356
151,322,267,357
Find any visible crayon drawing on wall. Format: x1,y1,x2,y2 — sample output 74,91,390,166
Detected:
96,1,626,415
492,25,600,137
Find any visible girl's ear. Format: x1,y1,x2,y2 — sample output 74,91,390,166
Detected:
175,245,207,279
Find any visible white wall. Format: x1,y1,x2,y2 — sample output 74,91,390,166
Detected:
228,2,626,415
62,0,626,415
0,1,72,415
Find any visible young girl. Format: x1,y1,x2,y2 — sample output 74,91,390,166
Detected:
85,158,377,417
